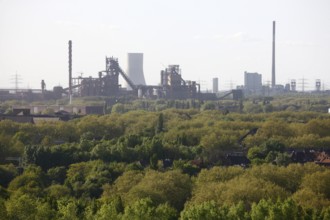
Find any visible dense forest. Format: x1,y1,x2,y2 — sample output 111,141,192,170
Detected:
1,100,330,219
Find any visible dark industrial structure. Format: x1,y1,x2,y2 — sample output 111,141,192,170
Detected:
66,51,215,100
0,40,244,102
71,57,135,97
160,65,200,99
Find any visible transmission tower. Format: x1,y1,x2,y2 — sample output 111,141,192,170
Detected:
10,72,22,92
198,79,208,91
298,78,308,92
224,80,236,90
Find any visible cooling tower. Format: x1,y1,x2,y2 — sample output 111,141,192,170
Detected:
126,53,146,89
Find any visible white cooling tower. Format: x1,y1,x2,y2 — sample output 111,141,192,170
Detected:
126,53,146,89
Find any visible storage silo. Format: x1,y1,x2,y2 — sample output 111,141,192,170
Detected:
126,53,146,89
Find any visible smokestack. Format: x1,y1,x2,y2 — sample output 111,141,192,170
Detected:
68,40,72,101
272,21,276,88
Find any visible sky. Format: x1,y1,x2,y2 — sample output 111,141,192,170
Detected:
0,0,330,91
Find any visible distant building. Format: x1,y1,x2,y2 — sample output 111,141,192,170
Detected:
12,105,104,115
244,71,262,95
212,78,219,93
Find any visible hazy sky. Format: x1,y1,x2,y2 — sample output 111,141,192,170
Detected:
1,0,330,91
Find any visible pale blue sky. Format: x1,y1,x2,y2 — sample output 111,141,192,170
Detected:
1,0,330,91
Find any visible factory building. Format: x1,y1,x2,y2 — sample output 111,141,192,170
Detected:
244,71,262,95
72,57,136,97
160,65,200,99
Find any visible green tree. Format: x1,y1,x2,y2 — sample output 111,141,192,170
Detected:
243,103,263,113
250,199,270,220
47,166,67,184
304,119,330,138
65,160,112,198
180,200,229,220
189,174,289,208
46,184,71,200
321,207,330,220
5,194,38,220
94,196,123,220
0,186,8,199
262,138,285,153
56,198,80,220
122,198,177,220
195,166,244,186
103,170,144,199
76,115,106,140
112,103,126,113
258,120,293,139
0,133,23,163
8,165,46,197
156,113,164,134
0,198,8,220
124,170,192,211
281,198,300,220
227,201,249,220
267,200,284,220
300,170,330,198
292,188,330,209
35,202,56,220
274,152,291,166
0,164,18,187
201,102,216,111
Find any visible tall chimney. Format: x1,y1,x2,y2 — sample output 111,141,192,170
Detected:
272,21,276,88
68,40,72,99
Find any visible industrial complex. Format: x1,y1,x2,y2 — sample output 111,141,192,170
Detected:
0,21,327,104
